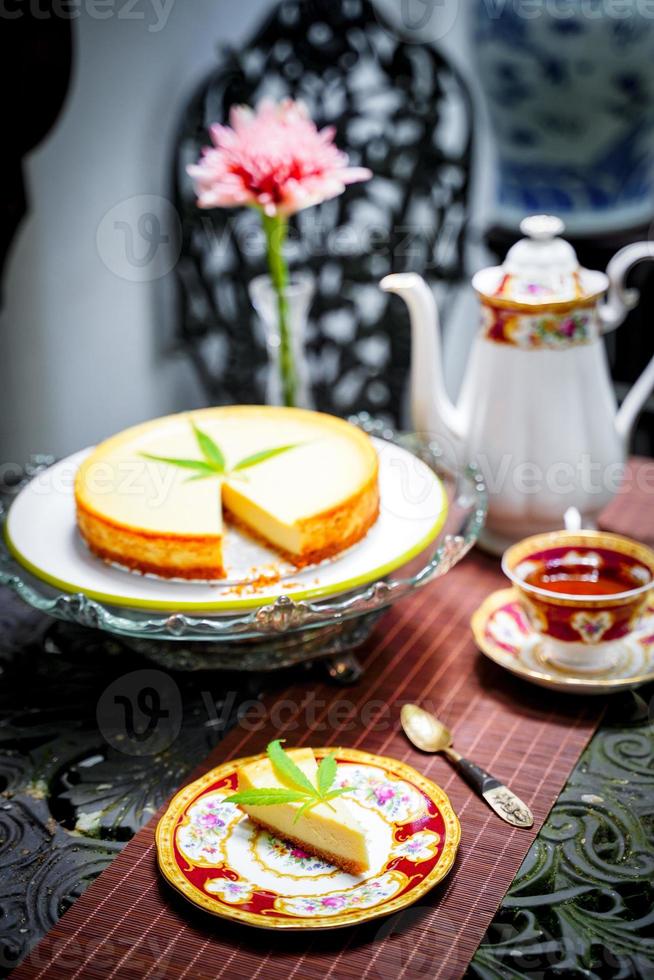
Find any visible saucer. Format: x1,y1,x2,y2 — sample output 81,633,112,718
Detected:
156,748,460,930
471,588,654,694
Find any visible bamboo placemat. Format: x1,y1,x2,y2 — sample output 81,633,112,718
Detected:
17,460,654,980
599,457,654,545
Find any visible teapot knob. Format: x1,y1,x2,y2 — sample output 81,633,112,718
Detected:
519,214,565,240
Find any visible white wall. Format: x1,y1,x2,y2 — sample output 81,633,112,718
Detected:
0,0,272,462
0,0,489,462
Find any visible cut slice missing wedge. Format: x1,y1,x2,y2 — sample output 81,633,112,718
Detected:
75,406,379,580
236,748,369,875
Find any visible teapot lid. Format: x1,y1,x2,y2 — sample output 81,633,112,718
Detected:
472,215,608,308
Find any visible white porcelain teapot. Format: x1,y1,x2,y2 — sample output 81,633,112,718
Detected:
381,215,654,554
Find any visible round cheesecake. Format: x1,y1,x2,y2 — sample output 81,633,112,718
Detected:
75,406,379,580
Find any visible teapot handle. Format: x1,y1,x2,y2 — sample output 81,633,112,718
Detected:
600,242,651,333
599,242,654,446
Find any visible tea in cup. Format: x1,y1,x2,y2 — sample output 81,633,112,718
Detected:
502,530,654,671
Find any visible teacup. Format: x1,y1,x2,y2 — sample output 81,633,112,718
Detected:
502,530,654,671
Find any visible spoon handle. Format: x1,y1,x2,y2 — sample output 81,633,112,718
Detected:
445,750,534,828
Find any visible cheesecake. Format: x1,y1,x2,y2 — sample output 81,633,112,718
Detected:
75,406,379,580
235,748,369,874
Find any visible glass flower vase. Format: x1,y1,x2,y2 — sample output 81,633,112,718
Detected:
249,271,315,409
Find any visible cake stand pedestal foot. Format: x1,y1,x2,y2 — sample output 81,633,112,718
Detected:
324,653,364,685
34,612,384,675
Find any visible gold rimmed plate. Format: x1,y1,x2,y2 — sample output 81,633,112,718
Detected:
472,588,654,694
156,748,460,930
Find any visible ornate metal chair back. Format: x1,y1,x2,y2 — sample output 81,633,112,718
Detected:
173,0,473,422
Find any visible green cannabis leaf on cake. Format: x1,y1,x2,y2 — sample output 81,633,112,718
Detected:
225,740,349,823
140,421,301,481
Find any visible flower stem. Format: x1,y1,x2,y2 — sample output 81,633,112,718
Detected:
262,212,297,408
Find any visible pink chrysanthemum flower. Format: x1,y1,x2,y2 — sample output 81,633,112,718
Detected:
187,99,372,216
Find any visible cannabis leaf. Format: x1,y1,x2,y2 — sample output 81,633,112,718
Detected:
223,788,310,807
140,454,218,476
317,754,337,797
293,798,321,823
267,738,317,794
139,422,302,481
225,740,348,823
183,471,217,483
232,444,301,471
192,422,225,472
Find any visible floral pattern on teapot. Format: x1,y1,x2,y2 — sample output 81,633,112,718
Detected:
381,213,654,551
482,303,595,350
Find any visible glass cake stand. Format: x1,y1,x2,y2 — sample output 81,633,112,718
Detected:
0,417,487,676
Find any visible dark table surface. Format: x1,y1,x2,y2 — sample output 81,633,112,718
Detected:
1,462,654,978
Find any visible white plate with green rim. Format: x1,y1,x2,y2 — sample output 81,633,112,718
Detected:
4,438,448,614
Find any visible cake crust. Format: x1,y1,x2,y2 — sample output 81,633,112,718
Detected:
76,502,225,580
245,813,368,875
77,476,378,580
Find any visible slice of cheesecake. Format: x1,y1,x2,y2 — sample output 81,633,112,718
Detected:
236,748,369,874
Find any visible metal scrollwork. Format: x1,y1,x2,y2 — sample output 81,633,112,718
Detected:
469,691,654,979
0,596,265,975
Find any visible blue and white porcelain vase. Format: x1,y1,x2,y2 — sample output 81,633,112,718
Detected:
469,2,654,235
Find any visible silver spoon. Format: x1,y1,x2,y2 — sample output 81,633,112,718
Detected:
401,704,534,828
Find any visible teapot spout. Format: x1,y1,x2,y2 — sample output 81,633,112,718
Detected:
381,273,464,447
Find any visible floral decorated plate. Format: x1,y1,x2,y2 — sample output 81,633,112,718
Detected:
472,588,654,694
156,747,461,929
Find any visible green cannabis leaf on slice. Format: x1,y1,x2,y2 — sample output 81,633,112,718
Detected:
192,421,225,472
267,738,317,795
139,421,302,482
222,788,311,807
139,455,217,475
232,444,303,472
225,740,348,823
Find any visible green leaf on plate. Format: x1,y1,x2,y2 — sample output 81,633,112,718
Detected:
232,444,302,472
321,788,350,802
226,742,348,824
140,453,217,474
184,472,216,482
267,739,318,796
224,788,311,807
317,754,337,796
292,799,321,824
191,422,226,473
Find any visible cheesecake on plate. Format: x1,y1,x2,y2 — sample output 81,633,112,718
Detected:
75,405,379,580
234,748,369,875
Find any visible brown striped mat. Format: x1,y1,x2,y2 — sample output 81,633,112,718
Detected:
15,460,652,980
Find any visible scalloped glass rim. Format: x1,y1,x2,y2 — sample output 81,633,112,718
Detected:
0,418,487,642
